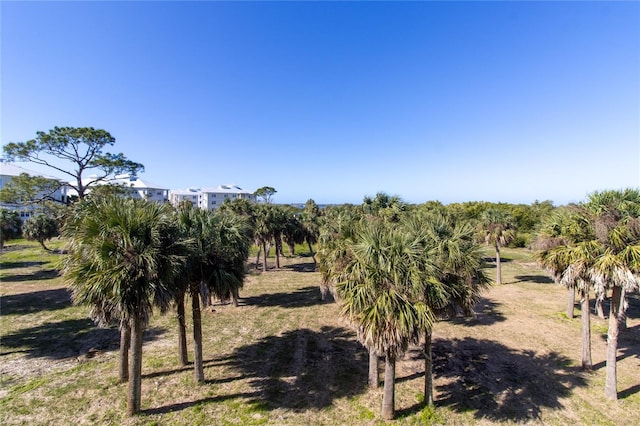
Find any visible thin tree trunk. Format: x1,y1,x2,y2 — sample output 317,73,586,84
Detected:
39,240,50,251
580,288,592,370
275,236,282,269
381,353,396,420
191,286,205,383
231,287,239,307
288,242,295,256
368,349,379,388
176,292,188,366
119,320,131,383
424,332,434,406
495,245,502,285
596,297,605,319
127,314,143,416
567,285,576,318
595,289,607,319
605,286,623,400
262,241,268,272
307,240,317,269
255,243,261,270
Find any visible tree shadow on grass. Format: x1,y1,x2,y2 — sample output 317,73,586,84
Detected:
447,297,506,327
228,326,368,411
142,392,261,416
0,261,48,269
1,288,72,315
482,257,513,265
281,261,317,273
430,337,588,422
619,383,640,399
1,268,60,282
513,275,555,284
240,286,325,309
1,318,165,360
142,355,236,380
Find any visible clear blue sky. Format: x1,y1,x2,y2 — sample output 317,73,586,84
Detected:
2,1,639,206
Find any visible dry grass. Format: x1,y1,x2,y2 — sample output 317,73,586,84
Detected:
1,241,639,425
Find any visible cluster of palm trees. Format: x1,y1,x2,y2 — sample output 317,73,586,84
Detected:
318,194,490,420
227,199,321,271
536,188,640,400
57,187,638,417
62,196,252,415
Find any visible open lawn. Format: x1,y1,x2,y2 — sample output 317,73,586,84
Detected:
1,241,639,425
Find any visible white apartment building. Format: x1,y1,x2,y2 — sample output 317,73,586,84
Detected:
168,188,200,208
106,174,169,203
0,163,67,220
63,174,169,203
2,162,251,216
169,185,256,210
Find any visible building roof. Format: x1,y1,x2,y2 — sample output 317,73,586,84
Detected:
110,175,167,190
0,163,64,181
199,184,253,195
169,188,201,196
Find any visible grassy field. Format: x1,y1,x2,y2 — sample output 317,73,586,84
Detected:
1,240,639,425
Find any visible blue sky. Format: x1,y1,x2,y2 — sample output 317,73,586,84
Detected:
2,1,639,206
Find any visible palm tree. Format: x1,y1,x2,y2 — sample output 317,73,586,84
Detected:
334,219,432,420
207,211,251,307
585,189,640,399
176,207,251,382
300,199,321,267
404,212,489,405
253,204,273,271
480,208,516,284
63,197,186,415
317,205,361,301
270,205,288,268
535,207,597,370
536,189,640,398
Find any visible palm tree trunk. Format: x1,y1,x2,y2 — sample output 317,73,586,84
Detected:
495,244,502,285
191,286,205,383
127,314,143,416
605,286,623,400
580,288,592,370
119,320,131,383
368,349,379,388
566,285,575,318
596,297,605,319
307,239,317,269
231,287,239,307
262,241,268,272
424,331,434,406
618,289,628,330
275,236,282,269
176,292,188,366
255,243,261,269
381,353,396,420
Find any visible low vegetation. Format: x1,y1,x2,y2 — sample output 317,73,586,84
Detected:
1,239,638,425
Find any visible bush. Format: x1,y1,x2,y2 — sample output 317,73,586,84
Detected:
0,208,21,249
23,213,58,250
